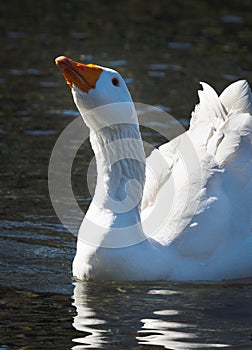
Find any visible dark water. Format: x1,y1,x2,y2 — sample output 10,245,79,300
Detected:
1,0,252,349
1,281,252,349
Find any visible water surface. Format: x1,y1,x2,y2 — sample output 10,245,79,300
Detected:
0,0,252,348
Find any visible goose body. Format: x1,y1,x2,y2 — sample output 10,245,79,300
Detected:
56,56,252,281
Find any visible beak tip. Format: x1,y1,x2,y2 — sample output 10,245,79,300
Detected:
55,55,70,66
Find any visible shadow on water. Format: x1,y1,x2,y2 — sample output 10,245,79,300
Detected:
0,0,252,349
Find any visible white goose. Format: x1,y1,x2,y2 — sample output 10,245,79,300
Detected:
55,56,252,281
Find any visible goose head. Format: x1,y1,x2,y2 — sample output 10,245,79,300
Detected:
55,55,145,218
55,56,135,131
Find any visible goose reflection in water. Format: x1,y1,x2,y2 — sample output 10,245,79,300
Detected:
71,282,230,349
72,282,106,348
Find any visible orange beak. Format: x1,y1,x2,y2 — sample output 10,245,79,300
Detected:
55,56,103,93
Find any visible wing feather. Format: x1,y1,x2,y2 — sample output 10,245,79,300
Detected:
141,80,252,258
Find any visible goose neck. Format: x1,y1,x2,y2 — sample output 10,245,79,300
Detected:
90,124,146,221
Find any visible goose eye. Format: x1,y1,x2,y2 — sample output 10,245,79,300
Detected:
112,77,120,87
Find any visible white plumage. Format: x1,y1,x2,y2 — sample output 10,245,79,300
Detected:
56,56,252,281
